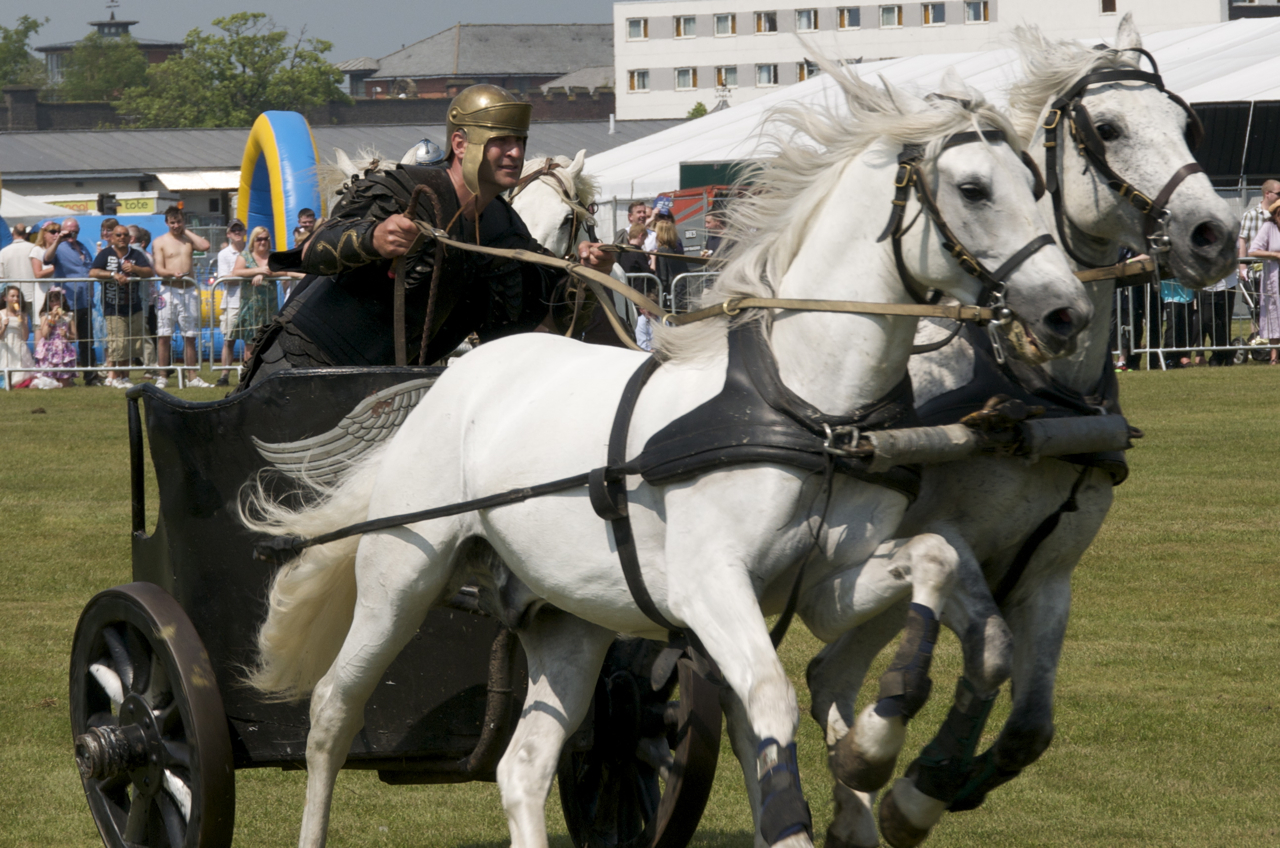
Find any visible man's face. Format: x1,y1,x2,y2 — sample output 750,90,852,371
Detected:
1263,183,1280,209
128,226,140,243
166,215,185,238
61,219,79,241
478,135,526,192
628,205,647,225
111,227,130,250
228,227,246,247
297,214,315,232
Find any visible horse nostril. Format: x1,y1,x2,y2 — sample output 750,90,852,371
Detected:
1045,307,1076,339
1191,220,1224,249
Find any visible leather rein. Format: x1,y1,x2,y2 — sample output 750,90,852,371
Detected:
1041,48,1205,268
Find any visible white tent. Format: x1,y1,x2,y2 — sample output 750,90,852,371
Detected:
0,188,75,224
587,17,1280,201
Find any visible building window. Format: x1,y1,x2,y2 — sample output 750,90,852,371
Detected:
923,3,946,25
628,69,650,91
1101,0,1117,11
797,60,820,81
964,1,989,22
716,65,738,87
839,7,861,28
627,18,649,40
675,15,697,37
676,67,698,89
757,63,779,86
755,11,778,33
880,5,903,27
796,9,819,31
715,13,737,35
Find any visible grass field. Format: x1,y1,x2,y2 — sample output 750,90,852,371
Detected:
2,363,1278,847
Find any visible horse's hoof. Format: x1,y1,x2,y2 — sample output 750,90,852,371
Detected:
830,734,898,793
878,788,932,848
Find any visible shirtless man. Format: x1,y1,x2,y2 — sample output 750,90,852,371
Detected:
151,206,213,388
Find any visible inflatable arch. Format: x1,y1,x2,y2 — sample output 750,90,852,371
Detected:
236,112,325,251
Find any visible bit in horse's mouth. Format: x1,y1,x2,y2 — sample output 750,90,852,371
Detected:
1001,319,1051,365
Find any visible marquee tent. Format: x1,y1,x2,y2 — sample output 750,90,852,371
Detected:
0,188,76,224
587,17,1280,201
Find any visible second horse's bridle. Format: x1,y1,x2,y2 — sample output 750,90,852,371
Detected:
1041,48,1205,267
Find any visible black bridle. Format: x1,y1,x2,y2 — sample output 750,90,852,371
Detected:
877,128,1055,331
1041,48,1205,268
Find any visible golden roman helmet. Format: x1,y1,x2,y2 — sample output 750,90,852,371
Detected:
446,84,532,195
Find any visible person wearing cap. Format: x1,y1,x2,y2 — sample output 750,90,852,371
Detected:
236,83,614,387
216,219,248,386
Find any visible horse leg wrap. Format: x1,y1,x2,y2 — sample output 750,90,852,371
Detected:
949,719,1055,812
757,739,813,844
872,603,939,722
904,677,997,804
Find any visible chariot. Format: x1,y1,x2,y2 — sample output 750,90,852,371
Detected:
68,368,724,848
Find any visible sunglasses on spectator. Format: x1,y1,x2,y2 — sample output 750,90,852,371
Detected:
45,227,60,233
254,236,271,242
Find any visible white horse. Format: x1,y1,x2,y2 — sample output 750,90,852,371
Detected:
242,70,1092,848
508,150,599,259
802,18,1237,848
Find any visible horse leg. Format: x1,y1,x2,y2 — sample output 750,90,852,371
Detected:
498,608,615,848
675,566,812,848
945,570,1072,812
876,536,1014,847
803,608,907,848
800,534,959,801
299,528,457,848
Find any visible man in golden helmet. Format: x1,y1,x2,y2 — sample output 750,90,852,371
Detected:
239,84,615,386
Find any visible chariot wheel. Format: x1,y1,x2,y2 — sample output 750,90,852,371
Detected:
558,640,722,848
70,582,235,848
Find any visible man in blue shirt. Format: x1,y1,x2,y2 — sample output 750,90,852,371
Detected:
90,224,153,388
43,217,98,386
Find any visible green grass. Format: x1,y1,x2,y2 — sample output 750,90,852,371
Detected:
2,363,1279,847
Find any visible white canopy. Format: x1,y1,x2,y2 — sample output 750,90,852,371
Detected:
588,17,1280,200
0,188,74,224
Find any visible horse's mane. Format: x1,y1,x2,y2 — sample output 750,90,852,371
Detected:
654,63,1019,364
1006,25,1142,144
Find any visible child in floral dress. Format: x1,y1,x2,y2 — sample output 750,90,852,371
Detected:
35,287,78,387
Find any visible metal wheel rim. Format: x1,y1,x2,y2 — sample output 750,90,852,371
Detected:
70,582,235,848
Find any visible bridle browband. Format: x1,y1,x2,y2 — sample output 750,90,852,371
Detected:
876,128,1055,330
1041,48,1205,268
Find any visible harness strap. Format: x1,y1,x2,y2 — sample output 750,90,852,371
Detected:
991,465,1089,607
588,356,681,632
602,243,713,266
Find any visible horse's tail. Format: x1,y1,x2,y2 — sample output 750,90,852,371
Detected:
238,446,387,702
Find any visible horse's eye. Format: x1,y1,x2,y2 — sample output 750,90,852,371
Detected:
958,184,988,203
1096,123,1121,142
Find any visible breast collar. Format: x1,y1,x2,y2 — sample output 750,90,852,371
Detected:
1041,49,1205,267
634,321,921,500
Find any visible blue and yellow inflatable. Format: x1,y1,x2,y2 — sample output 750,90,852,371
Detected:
236,111,325,251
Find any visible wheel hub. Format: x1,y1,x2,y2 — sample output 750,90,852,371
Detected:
74,695,166,796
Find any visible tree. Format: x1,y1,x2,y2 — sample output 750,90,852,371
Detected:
117,12,349,128
686,101,708,120
60,33,148,101
0,15,48,88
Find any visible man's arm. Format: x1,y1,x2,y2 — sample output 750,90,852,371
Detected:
88,249,114,280
185,230,211,252
127,249,154,278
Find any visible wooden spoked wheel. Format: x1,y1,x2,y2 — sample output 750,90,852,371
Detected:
558,640,722,848
70,582,235,848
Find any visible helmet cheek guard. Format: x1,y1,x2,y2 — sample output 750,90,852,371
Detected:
446,84,532,196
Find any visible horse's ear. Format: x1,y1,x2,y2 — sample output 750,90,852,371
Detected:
570,149,586,175
936,67,969,101
334,148,356,178
1116,12,1142,52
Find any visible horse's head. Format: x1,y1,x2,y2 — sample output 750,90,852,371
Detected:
895,78,1092,362
1011,15,1237,285
508,150,599,259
